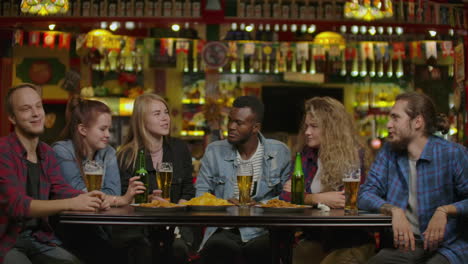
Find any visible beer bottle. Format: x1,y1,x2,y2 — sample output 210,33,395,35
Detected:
134,150,149,204
291,152,305,204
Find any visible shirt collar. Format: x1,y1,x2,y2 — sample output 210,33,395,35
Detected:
9,132,45,161
302,147,319,162
418,136,436,162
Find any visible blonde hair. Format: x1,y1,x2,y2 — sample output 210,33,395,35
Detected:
117,93,170,170
297,97,370,191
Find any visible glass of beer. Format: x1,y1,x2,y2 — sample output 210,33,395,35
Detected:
156,162,173,201
343,168,361,215
83,160,104,192
237,161,253,206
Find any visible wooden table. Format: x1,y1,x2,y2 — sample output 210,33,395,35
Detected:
60,206,391,264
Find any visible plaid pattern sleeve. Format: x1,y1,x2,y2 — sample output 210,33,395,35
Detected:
0,133,83,262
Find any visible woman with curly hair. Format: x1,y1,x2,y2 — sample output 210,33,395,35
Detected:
280,96,375,264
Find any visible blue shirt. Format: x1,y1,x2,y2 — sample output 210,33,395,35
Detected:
358,136,468,264
52,140,121,195
196,133,291,248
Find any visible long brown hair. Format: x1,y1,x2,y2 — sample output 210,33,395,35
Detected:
117,93,171,171
60,95,112,175
296,97,371,191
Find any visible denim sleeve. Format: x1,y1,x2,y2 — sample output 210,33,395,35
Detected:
53,144,87,192
102,148,121,196
195,145,216,197
358,145,390,212
452,147,468,215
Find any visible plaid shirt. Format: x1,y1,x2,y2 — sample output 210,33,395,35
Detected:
358,136,468,264
0,133,82,261
280,147,365,201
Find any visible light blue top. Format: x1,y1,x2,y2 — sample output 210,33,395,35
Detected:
196,133,292,249
52,140,121,195
358,136,468,264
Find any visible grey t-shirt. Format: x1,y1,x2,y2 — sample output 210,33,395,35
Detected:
406,158,421,235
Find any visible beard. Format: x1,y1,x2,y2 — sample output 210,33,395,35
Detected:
388,135,411,154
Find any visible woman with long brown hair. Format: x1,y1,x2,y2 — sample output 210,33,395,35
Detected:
117,93,196,264
53,95,145,264
281,96,374,264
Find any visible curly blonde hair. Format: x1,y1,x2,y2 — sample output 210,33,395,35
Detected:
296,97,371,192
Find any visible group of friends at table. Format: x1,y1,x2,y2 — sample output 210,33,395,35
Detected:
0,82,466,264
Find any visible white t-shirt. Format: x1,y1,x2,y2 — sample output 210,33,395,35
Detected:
233,141,264,199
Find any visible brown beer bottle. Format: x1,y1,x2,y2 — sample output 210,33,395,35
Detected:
134,150,149,204
291,152,305,204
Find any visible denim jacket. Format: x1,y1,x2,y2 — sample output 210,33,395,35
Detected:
196,133,292,249
52,140,121,195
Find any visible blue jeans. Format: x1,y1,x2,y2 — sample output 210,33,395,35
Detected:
4,230,80,264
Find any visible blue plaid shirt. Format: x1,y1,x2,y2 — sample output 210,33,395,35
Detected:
358,136,468,264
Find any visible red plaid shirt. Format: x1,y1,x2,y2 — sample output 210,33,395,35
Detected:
0,133,82,261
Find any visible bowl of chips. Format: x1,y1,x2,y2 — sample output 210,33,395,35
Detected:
182,193,235,211
254,199,312,212
131,200,187,212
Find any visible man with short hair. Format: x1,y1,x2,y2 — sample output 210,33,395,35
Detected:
358,92,468,264
0,83,108,264
195,96,291,264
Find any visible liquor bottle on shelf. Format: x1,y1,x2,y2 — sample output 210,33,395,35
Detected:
262,0,270,18
135,0,144,16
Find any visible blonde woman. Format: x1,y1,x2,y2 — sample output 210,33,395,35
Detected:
117,93,195,264
280,96,374,264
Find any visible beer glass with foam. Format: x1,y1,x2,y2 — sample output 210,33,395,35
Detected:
237,161,253,206
83,160,104,192
343,168,361,215
156,162,173,201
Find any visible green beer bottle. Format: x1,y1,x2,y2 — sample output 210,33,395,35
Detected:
291,152,305,205
134,150,149,204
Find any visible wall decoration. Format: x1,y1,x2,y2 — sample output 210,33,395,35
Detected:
16,58,66,85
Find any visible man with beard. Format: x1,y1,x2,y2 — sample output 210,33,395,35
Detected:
0,83,109,264
358,92,468,264
195,96,291,264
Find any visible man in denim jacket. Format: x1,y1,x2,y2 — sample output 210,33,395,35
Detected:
195,96,291,264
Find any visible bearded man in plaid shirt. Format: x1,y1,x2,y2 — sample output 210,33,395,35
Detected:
0,83,109,264
358,92,467,264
